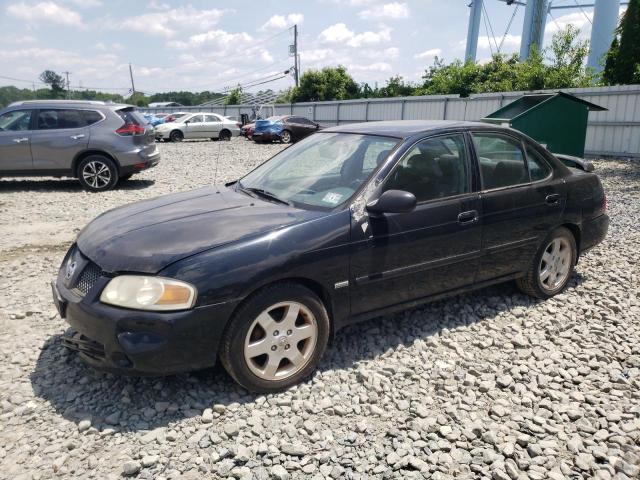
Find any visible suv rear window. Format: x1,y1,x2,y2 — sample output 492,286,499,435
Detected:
116,108,145,125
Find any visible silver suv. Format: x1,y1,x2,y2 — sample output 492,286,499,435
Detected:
0,100,160,191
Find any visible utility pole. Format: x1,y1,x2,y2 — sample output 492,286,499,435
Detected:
293,24,299,87
128,63,136,97
62,71,71,98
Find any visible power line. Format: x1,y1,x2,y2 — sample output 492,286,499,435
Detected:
573,0,593,25
499,4,520,52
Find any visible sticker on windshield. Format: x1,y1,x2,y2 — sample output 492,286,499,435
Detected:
322,192,343,205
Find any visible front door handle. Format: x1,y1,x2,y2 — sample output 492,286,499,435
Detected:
70,134,85,140
12,137,29,143
458,210,479,225
545,194,561,205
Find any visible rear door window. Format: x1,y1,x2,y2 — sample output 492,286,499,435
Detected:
472,133,528,189
36,109,84,130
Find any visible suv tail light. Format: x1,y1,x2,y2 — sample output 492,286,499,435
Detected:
116,124,145,136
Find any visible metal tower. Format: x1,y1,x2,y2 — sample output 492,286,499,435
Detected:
464,0,625,72
587,0,621,72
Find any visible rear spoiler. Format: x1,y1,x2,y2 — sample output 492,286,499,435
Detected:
554,153,595,172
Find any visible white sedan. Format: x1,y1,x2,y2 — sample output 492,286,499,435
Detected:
154,113,241,142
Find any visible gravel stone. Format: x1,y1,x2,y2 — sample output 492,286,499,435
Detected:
0,145,638,478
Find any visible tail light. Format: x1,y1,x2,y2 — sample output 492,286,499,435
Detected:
116,123,145,136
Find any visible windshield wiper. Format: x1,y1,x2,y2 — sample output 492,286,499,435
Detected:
242,187,292,206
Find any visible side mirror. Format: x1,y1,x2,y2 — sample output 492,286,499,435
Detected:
185,120,190,125
366,190,416,215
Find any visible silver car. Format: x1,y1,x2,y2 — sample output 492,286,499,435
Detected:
0,100,160,192
154,112,241,142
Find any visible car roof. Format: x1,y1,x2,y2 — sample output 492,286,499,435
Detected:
7,100,132,110
322,120,500,138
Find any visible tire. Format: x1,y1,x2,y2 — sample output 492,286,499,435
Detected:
219,129,232,141
77,155,118,192
516,226,577,299
169,130,183,142
280,130,292,144
220,283,330,393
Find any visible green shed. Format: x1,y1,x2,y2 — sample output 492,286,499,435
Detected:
482,92,607,157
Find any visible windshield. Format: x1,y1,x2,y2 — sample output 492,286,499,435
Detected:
238,132,399,210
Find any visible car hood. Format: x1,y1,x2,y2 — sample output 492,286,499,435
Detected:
77,186,325,274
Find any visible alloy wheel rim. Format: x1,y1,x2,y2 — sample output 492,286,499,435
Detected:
243,301,317,381
539,237,571,291
282,131,291,143
82,161,111,189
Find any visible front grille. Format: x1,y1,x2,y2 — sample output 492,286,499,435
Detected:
73,261,102,296
61,332,106,360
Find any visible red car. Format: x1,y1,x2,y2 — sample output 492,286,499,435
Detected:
241,122,255,140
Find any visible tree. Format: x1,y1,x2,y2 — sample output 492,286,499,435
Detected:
39,70,65,98
417,26,592,96
545,24,593,88
288,66,360,102
224,87,242,105
603,0,640,84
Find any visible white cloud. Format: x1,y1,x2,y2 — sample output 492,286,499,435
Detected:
319,23,391,48
64,0,101,7
260,13,303,31
349,62,392,72
118,6,226,37
359,2,409,20
168,29,253,50
6,1,82,26
414,48,442,60
477,33,521,51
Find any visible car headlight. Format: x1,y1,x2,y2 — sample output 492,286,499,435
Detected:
100,276,196,311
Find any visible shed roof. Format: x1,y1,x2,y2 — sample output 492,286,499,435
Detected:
484,92,607,121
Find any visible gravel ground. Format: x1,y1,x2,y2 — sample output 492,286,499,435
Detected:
0,139,638,480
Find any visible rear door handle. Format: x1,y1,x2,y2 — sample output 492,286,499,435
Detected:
545,194,561,205
458,210,479,224
70,134,85,140
12,137,29,143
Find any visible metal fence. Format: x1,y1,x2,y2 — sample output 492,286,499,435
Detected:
141,84,640,157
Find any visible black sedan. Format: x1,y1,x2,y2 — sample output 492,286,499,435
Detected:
53,121,608,392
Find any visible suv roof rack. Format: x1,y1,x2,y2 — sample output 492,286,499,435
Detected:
8,100,115,107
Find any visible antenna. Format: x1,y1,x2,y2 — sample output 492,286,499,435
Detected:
212,137,222,185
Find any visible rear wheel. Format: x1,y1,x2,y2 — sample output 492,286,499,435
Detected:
220,283,330,393
77,155,118,192
219,129,232,141
169,130,183,142
517,227,577,299
280,130,292,144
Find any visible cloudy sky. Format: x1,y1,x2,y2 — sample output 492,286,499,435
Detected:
0,0,617,96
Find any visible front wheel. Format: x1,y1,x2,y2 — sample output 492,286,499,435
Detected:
77,155,118,192
516,227,577,299
219,129,231,141
169,130,183,142
280,130,292,144
220,283,330,393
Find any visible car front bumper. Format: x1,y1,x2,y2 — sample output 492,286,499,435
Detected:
252,131,281,141
52,258,238,376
